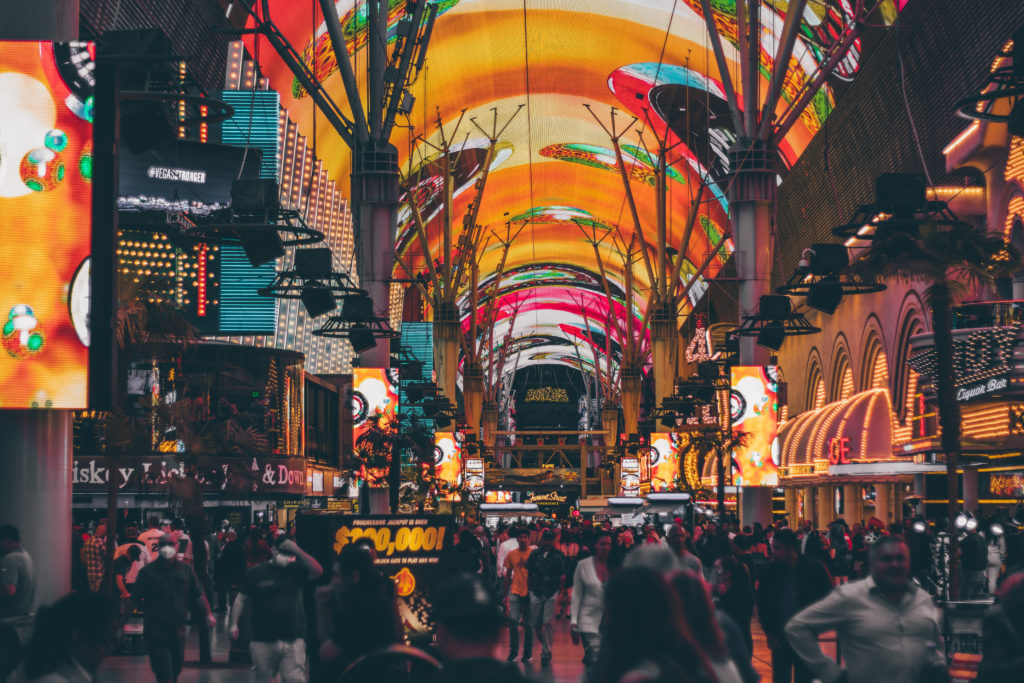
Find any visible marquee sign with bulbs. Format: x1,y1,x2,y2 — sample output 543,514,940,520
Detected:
907,322,1022,404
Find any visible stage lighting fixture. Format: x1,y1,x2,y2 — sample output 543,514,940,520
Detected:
806,244,849,275
806,278,844,315
349,323,377,353
756,326,786,351
239,229,285,267
231,179,280,215
660,413,679,428
435,413,452,429
300,280,336,318
295,248,334,278
955,513,968,530
697,362,720,382
341,293,375,322
991,522,1005,536
965,517,979,532
405,385,424,403
912,520,927,534
759,295,792,319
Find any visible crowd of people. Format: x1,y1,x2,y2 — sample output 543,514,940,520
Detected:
2,511,1024,682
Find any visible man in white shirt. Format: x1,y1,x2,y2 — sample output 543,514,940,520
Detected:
497,525,523,580
786,535,947,683
115,525,150,585
137,516,165,562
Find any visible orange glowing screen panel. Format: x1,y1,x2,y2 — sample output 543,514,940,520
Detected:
0,41,94,409
352,368,399,444
730,366,780,487
434,432,463,494
649,433,681,492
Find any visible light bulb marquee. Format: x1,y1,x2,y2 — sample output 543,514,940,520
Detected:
907,323,1020,403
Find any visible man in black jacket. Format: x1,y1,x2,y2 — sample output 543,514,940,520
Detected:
756,529,832,683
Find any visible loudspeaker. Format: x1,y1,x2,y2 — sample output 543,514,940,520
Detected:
294,248,333,278
697,362,720,381
405,385,424,403
758,295,791,319
300,281,336,318
231,179,280,214
875,173,927,209
435,413,452,429
349,323,376,353
806,279,843,314
239,229,285,267
341,294,374,322
808,244,848,276
756,326,786,351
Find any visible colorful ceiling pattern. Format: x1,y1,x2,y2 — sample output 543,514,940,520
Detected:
250,1,868,375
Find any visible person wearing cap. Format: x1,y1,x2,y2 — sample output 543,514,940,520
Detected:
524,528,565,667
230,535,323,683
131,533,215,683
431,574,533,683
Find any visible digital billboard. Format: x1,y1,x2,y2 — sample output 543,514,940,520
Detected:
352,367,399,446
465,457,484,495
730,366,780,487
0,41,94,409
620,456,640,497
433,431,463,495
649,432,681,493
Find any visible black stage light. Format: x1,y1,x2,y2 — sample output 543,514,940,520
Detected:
759,295,792,319
660,413,678,428
875,173,927,211
300,280,336,318
435,413,452,429
349,323,376,353
239,229,285,267
341,293,374,322
294,248,333,278
756,326,786,351
405,385,424,403
697,362,720,381
807,244,848,276
806,279,844,315
231,179,280,215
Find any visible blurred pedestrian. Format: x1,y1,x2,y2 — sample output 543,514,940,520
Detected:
230,536,323,683
980,571,1024,681
667,524,703,575
131,533,215,683
0,525,35,679
81,522,107,593
315,543,401,682
137,517,164,562
113,545,142,603
431,574,531,683
8,592,118,683
571,530,612,681
526,529,565,667
714,556,755,656
214,530,244,612
670,571,747,683
756,528,832,683
785,535,946,683
961,521,989,599
504,528,534,663
594,566,714,683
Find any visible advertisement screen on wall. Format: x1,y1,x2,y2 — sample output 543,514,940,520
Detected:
0,42,94,409
465,458,484,495
352,368,399,445
295,514,454,644
730,365,780,486
620,456,641,497
649,433,681,492
434,431,463,496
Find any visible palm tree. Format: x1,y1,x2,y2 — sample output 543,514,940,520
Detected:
677,430,751,515
854,210,1019,598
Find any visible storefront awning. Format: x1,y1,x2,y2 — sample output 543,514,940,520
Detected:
778,389,895,475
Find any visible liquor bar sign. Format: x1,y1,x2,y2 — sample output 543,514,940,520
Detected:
72,455,306,495
908,324,1019,403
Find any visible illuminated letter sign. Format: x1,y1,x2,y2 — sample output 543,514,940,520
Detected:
827,436,851,465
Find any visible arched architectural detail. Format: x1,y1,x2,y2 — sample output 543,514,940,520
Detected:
803,348,826,414
859,315,889,393
829,334,854,402
892,291,928,427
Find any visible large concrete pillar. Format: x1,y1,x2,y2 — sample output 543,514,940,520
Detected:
0,411,72,607
962,466,979,515
433,315,460,405
463,363,483,440
742,487,774,527
843,484,862,525
784,488,799,527
651,309,677,408
481,402,499,450
874,483,892,527
816,485,834,527
621,366,641,437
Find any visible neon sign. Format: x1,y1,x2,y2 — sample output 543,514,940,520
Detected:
827,436,851,465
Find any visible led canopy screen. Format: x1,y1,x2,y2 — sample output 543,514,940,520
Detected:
0,41,94,409
352,367,399,445
730,366,780,487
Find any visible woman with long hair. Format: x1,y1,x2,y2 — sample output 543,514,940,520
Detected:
594,567,715,683
12,592,118,682
571,530,613,682
673,571,756,683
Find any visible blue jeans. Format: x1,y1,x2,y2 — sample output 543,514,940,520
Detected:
530,593,558,659
508,593,532,657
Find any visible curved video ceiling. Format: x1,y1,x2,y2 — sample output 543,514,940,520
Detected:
249,0,870,375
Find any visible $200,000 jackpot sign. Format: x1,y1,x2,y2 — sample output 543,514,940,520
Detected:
296,514,454,637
